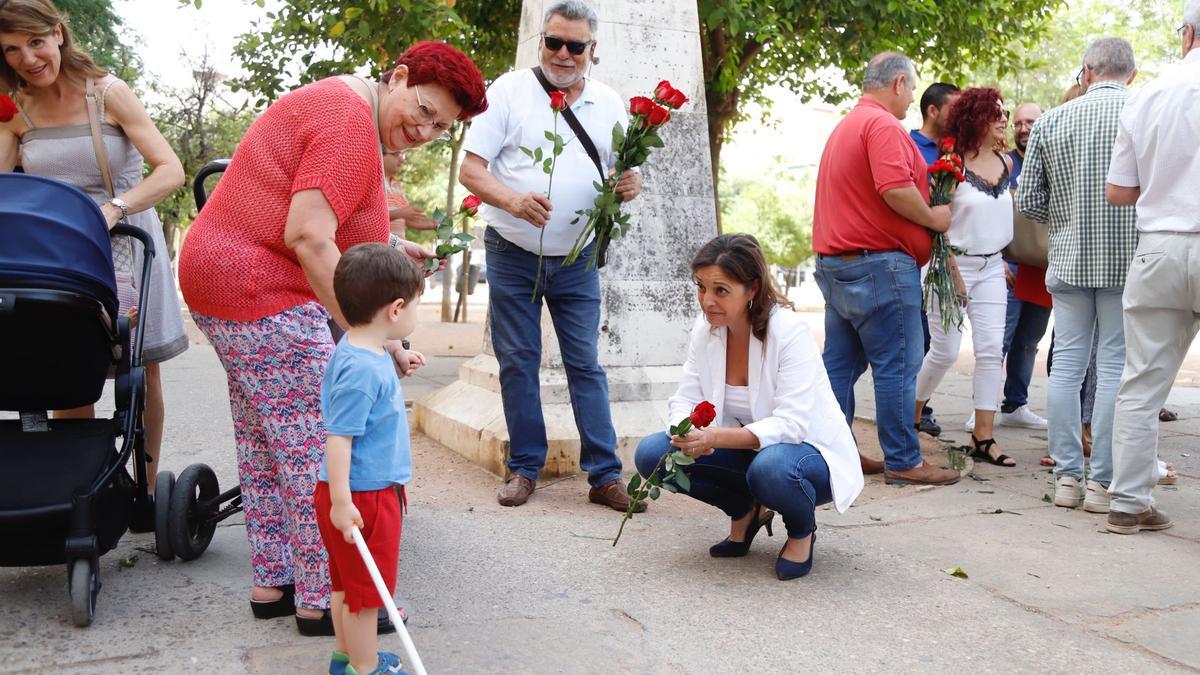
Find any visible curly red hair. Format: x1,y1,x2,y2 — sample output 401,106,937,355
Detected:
944,87,1006,156
385,41,488,121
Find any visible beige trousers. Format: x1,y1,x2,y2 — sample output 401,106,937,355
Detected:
1109,232,1200,514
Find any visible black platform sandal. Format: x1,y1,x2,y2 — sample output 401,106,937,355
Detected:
250,584,295,619
970,435,1015,467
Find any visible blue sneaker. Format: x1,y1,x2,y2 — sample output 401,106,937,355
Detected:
332,651,405,675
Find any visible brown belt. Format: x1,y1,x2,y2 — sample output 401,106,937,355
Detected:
818,249,902,260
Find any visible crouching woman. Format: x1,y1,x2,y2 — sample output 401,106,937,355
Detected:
635,234,864,580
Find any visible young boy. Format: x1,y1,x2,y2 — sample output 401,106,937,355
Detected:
315,243,423,675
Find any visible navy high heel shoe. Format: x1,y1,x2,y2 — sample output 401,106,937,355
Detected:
775,530,816,581
709,506,775,558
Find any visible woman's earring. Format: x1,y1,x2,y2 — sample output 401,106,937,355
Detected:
747,299,753,310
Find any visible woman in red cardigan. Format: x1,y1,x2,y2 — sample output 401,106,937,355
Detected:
177,41,487,636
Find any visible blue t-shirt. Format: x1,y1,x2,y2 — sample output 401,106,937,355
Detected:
1009,149,1024,189
909,129,940,165
319,338,411,491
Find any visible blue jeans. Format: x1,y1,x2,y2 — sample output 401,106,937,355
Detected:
1001,262,1052,412
1045,270,1124,483
815,252,923,472
484,227,621,487
635,433,832,538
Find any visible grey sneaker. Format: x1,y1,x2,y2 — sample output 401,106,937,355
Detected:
1107,507,1172,535
1053,476,1084,509
1083,480,1110,513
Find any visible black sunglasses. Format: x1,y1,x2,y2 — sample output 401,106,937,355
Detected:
542,34,592,55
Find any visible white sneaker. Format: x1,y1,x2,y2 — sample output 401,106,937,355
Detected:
997,405,1048,429
1083,480,1110,513
1053,476,1084,509
964,412,976,433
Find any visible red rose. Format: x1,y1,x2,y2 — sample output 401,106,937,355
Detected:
643,103,671,129
653,80,689,109
629,95,655,116
0,94,16,123
461,194,482,216
548,91,568,112
940,137,956,153
690,401,716,429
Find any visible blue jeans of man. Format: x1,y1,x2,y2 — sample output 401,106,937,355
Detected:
1001,261,1052,412
815,252,924,472
635,433,832,538
1045,270,1124,484
484,227,621,487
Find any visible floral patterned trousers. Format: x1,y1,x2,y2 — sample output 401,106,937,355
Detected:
193,302,333,610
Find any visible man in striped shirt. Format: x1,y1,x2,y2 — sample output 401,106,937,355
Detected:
1015,38,1138,515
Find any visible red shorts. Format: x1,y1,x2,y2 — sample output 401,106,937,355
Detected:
314,482,403,613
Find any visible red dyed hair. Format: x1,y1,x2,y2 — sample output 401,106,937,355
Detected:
384,41,488,121
944,87,1006,156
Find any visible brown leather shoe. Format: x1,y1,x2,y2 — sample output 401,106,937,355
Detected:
588,479,646,513
884,461,960,486
1107,507,1172,535
497,475,535,507
859,454,885,475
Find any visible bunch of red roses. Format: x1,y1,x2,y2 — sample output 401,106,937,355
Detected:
923,137,967,331
423,195,482,274
563,80,689,269
0,94,17,123
612,400,716,546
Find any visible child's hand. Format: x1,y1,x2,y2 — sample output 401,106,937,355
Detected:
384,341,425,378
330,500,364,544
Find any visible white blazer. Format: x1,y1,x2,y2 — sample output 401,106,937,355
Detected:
667,307,864,513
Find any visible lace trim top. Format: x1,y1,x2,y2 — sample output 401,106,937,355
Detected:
963,152,1011,199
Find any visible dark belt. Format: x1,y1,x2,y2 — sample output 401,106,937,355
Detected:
818,248,902,260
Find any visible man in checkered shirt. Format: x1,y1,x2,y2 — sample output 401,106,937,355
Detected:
1015,38,1138,515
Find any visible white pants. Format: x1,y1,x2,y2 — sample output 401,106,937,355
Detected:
917,254,1008,411
1110,232,1200,514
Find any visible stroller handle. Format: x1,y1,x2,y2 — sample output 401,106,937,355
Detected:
193,159,231,212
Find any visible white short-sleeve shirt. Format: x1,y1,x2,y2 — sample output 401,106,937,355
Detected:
463,69,628,255
1107,49,1200,234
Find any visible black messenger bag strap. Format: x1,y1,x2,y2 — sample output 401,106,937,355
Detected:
531,67,604,181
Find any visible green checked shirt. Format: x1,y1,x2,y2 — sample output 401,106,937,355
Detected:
1015,81,1138,288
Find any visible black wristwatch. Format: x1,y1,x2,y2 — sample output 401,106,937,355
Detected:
401,339,411,350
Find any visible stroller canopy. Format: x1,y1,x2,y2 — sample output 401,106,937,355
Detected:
0,174,118,318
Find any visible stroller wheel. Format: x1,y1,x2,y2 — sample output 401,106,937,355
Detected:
169,464,219,561
154,471,176,561
68,559,98,627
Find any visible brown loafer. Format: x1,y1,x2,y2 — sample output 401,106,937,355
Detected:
859,454,885,475
588,479,646,513
1107,507,1172,535
497,475,535,507
884,461,960,486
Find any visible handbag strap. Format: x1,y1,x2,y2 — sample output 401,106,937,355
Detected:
85,77,115,199
349,75,389,194
531,67,604,181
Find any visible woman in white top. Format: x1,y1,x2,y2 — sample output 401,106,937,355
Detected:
914,87,1016,467
635,235,863,580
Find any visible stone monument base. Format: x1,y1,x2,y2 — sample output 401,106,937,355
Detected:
414,355,679,479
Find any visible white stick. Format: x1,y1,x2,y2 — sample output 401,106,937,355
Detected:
350,527,428,675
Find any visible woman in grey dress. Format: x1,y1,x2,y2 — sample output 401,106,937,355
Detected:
1,0,188,503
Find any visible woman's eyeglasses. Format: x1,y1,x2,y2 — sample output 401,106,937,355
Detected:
542,34,593,55
414,85,454,143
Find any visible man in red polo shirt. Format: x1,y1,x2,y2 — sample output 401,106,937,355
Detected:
813,51,959,486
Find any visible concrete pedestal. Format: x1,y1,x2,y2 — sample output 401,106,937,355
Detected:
415,0,717,478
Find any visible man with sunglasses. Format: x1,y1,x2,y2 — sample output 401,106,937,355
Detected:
459,0,644,510
1104,1,1200,535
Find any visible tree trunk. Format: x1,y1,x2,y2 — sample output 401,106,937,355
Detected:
441,127,466,322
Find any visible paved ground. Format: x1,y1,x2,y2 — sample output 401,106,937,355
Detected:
2,304,1197,674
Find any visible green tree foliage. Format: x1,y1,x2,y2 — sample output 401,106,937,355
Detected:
57,0,141,84
963,0,1182,110
150,50,255,257
699,0,1062,216
722,167,814,278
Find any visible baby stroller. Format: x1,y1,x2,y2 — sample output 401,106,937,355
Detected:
0,174,218,626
